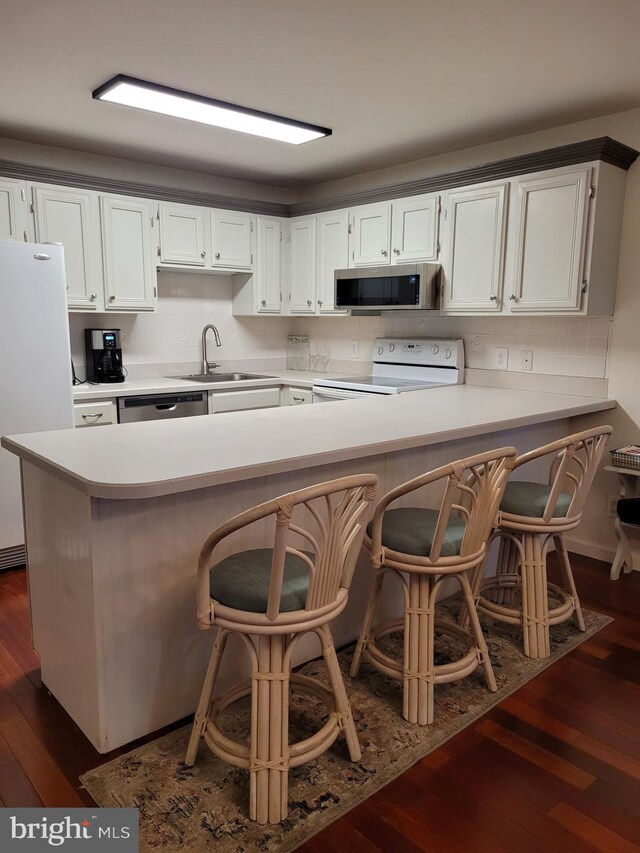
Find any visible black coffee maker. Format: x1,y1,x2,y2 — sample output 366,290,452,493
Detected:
85,329,125,383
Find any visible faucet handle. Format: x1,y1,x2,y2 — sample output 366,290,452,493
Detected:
206,361,221,370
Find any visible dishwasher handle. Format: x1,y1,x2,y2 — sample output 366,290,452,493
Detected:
155,403,177,411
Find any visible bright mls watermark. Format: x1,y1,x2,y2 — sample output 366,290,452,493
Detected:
0,809,138,850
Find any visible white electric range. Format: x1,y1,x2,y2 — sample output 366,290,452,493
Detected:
312,337,465,402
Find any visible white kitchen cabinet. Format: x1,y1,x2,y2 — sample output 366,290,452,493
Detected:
0,177,29,242
316,209,349,314
441,182,508,314
288,216,317,314
158,202,206,267
232,216,283,315
282,386,313,405
208,386,281,413
349,203,391,266
100,194,157,312
211,210,254,270
505,164,623,314
74,399,117,427
31,184,103,311
390,194,440,262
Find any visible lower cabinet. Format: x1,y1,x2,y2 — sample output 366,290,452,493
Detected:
281,386,313,405
208,386,281,414
74,400,117,428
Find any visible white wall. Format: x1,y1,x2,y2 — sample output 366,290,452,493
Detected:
69,271,294,378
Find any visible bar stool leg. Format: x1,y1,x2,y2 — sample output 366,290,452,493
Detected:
459,573,497,692
404,574,434,725
185,628,229,766
496,535,519,605
611,517,634,581
521,534,550,659
250,635,290,825
553,534,585,631
350,570,384,678
319,624,361,762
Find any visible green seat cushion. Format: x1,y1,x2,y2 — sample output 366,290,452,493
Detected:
500,481,572,518
210,548,310,613
368,507,466,557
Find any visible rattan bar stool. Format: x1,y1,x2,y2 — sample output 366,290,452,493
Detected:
350,447,516,726
473,426,612,659
185,473,378,825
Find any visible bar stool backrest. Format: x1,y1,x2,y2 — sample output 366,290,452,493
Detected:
197,474,378,624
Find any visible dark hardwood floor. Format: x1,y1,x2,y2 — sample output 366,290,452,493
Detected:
1,554,640,851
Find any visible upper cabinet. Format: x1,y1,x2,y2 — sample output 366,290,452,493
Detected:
350,203,391,266
31,184,103,311
316,209,349,314
390,194,440,262
288,217,317,314
232,216,283,315
100,194,157,312
441,183,508,313
158,202,254,272
0,177,29,242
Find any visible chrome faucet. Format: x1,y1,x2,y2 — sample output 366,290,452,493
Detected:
201,324,222,374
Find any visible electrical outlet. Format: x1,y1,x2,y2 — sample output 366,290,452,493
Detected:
521,349,533,371
495,347,509,370
350,340,359,358
607,495,619,518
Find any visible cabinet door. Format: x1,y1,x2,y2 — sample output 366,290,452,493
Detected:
158,202,206,266
391,194,440,262
0,177,29,242
316,209,349,314
255,217,281,313
289,217,316,314
100,195,157,311
32,185,103,311
509,169,590,312
211,210,254,269
350,203,391,266
442,183,508,313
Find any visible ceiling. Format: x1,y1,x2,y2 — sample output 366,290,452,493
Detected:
2,0,640,189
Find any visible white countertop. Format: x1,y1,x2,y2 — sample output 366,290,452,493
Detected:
72,369,319,400
3,386,615,500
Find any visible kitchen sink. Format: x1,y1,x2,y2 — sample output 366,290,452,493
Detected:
178,372,276,382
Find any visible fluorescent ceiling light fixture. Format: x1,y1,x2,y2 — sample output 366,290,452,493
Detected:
92,75,331,145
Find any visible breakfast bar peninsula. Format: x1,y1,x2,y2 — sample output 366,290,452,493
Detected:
2,385,614,752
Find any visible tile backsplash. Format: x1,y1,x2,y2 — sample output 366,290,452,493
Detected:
68,269,612,396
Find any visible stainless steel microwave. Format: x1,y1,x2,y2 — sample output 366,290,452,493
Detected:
334,263,440,311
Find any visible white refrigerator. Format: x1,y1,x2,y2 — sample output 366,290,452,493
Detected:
0,241,74,569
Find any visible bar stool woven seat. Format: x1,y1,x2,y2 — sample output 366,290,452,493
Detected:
350,447,517,726
473,426,612,659
185,473,378,825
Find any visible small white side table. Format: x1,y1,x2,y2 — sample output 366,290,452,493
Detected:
604,464,640,580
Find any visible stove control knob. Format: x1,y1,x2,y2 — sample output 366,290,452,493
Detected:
431,344,439,355
377,346,384,355
444,348,452,359
389,343,395,352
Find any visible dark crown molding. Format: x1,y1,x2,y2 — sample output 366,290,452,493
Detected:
0,137,637,219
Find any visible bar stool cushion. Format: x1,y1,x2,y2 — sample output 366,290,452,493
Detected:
500,481,572,518
210,549,310,613
617,497,640,527
368,507,466,557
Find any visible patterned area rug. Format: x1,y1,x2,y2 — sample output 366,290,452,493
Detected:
81,606,610,852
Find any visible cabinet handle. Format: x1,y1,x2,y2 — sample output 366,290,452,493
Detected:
381,249,388,256
490,295,497,301
393,248,400,255
201,250,206,258
292,396,305,403
90,293,97,300
109,295,116,302
261,299,267,306
215,252,221,259
81,412,103,420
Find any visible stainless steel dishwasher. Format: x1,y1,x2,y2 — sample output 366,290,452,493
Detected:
117,391,208,423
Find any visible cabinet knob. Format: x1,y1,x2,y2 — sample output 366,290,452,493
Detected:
307,299,312,306
109,295,115,302
381,249,388,256
215,252,221,259
509,294,517,301
201,250,206,258
261,299,267,306
90,293,97,300
393,248,400,255
317,300,323,306
490,295,497,301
